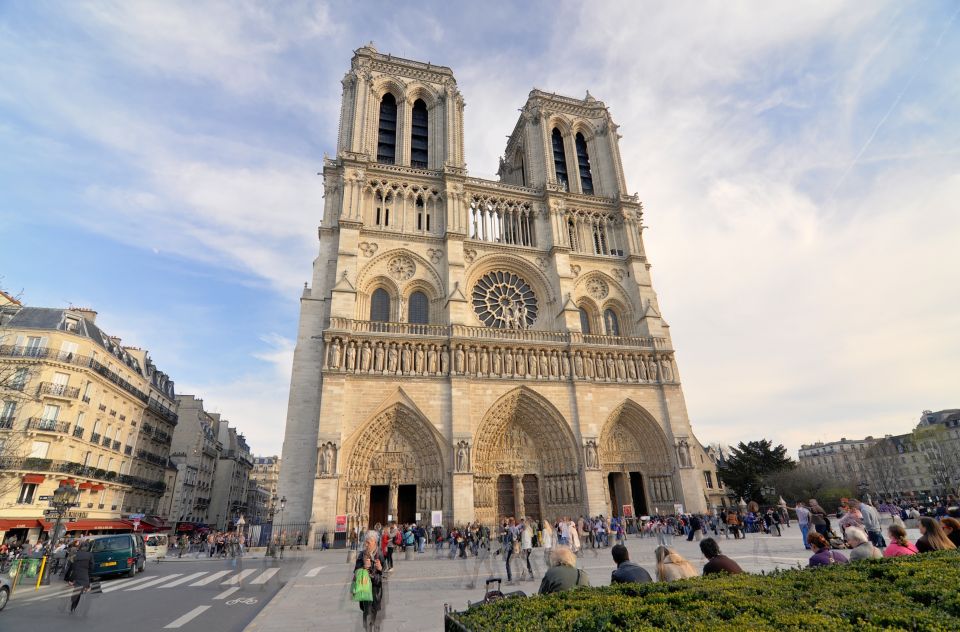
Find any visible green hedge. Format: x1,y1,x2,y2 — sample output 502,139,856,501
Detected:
447,551,960,631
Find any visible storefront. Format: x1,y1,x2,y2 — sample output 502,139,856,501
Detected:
0,519,44,546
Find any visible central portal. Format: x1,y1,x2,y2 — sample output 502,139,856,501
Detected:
369,485,388,528
496,475,515,518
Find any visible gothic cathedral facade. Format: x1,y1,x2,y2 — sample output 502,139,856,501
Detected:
279,45,724,533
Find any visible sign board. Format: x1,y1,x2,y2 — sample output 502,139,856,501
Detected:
387,514,393,523
622,504,634,519
38,495,53,501
415,512,421,521
673,504,684,515
132,520,140,531
334,515,347,533
640,515,650,521
43,510,86,519
128,513,145,520
431,510,442,528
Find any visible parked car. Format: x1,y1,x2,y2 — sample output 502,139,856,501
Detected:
145,534,169,562
84,533,146,578
0,573,10,611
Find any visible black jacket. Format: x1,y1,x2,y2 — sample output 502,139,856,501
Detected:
610,560,652,584
71,550,95,587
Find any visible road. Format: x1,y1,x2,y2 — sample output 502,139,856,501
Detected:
1,553,306,631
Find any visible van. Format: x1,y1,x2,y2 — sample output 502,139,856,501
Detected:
86,533,146,578
145,533,169,562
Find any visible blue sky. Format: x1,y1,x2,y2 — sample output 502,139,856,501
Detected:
2,1,958,457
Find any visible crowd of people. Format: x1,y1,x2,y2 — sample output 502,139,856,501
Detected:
350,498,960,629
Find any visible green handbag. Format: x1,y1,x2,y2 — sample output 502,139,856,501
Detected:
352,568,373,602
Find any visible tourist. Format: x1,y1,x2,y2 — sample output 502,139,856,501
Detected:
502,518,519,583
725,511,742,540
699,537,744,576
789,502,812,549
355,530,385,630
541,518,554,566
520,518,535,580
807,533,848,567
940,517,960,548
915,517,956,553
610,543,652,584
686,514,702,541
883,524,918,557
653,546,698,581
567,517,581,554
844,527,881,561
808,499,829,537
539,546,589,594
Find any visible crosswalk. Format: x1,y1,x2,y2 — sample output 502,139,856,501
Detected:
9,566,284,607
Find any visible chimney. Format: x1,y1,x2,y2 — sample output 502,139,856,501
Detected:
72,307,98,323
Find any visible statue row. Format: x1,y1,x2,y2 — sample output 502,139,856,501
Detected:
325,336,676,384
648,475,676,503
542,473,581,505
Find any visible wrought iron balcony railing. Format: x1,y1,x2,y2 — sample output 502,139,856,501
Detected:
25,417,71,434
37,382,80,399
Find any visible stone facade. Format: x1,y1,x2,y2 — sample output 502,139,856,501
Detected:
168,395,222,526
279,45,718,531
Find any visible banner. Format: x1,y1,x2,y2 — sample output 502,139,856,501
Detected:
622,504,634,518
431,510,443,528
335,515,347,533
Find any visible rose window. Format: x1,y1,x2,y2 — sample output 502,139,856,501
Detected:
472,271,538,329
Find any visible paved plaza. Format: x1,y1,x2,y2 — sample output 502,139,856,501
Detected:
245,523,868,632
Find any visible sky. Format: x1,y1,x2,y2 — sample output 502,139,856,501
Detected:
1,1,958,458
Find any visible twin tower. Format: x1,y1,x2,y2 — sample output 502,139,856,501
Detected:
279,44,723,535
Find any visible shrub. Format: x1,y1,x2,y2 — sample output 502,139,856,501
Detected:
446,551,960,631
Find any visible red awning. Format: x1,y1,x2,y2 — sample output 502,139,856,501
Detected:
90,484,106,491
0,519,43,530
49,519,134,532
78,482,94,490
22,474,45,484
60,479,76,487
176,523,195,532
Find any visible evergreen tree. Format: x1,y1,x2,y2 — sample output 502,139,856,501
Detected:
717,439,795,503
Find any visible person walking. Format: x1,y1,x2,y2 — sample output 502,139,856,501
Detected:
502,518,519,583
519,518,535,581
68,541,95,613
808,500,829,537
789,502,812,549
540,519,554,567
355,531,385,631
610,544,652,584
857,499,885,548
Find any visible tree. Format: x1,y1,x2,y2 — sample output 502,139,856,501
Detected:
0,298,42,498
716,439,795,504
764,469,856,512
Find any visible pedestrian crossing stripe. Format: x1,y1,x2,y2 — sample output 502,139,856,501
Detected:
188,570,232,586
249,567,279,584
221,568,256,584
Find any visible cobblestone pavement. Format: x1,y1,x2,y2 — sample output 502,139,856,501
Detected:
244,523,865,632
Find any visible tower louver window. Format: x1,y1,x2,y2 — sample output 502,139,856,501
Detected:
411,99,428,168
377,93,397,164
551,128,568,190
575,132,593,195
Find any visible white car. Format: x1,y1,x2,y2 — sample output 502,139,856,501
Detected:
0,573,10,611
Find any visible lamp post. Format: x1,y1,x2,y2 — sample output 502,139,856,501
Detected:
278,496,286,559
266,498,277,558
42,483,79,585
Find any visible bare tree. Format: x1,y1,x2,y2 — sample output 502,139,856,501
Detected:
0,310,42,498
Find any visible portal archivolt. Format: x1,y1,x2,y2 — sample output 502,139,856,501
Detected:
472,387,581,524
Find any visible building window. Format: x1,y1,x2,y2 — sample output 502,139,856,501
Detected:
11,368,28,390
408,291,429,325
551,128,568,190
1,401,15,425
411,99,428,168
575,132,593,195
370,288,390,322
603,309,620,336
17,483,38,504
704,471,714,489
377,93,398,164
374,192,392,227
41,404,60,421
578,308,592,334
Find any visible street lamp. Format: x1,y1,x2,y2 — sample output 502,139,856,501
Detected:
278,496,287,559
43,483,79,584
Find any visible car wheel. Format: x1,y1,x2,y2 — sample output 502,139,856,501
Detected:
126,565,136,578
0,586,9,611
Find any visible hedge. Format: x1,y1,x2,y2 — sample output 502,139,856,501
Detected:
446,551,960,631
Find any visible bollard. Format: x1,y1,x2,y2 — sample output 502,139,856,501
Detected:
405,548,412,561
36,556,48,591
346,549,356,563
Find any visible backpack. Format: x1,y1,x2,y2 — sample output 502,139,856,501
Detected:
393,531,401,546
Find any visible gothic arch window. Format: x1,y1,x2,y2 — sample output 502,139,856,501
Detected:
370,288,390,322
375,192,392,227
377,93,398,165
603,308,620,336
575,132,593,195
551,128,569,190
416,196,429,231
408,291,429,324
410,99,428,168
579,307,592,334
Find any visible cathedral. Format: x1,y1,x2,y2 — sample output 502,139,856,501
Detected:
278,44,725,533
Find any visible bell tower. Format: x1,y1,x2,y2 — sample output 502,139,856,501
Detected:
336,43,465,171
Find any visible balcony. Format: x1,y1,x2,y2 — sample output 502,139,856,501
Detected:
98,404,107,412
82,395,90,403
0,457,166,494
25,417,71,434
90,432,102,443
124,445,133,455
147,398,179,424
37,382,80,400
73,426,85,439
101,435,112,447
0,416,14,430
112,440,121,451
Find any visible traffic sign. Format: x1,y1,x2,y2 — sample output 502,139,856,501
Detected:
43,510,62,517
38,495,53,501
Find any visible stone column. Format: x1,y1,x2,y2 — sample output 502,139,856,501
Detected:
452,472,475,525
514,475,525,519
388,482,398,522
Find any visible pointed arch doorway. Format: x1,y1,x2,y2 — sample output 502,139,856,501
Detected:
472,387,582,524
599,401,677,516
341,401,445,530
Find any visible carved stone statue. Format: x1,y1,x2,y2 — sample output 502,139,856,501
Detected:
329,339,342,369
456,443,469,472
661,358,674,382
616,355,626,380
550,351,559,377
585,441,599,469
638,356,648,380
480,348,489,375
595,355,605,379
504,349,513,376
415,344,425,373
492,348,502,375
401,344,412,374
467,346,477,375
440,346,450,374
606,354,616,381
539,350,549,377
455,345,465,374
626,355,637,380
360,342,372,372
528,351,537,377
573,351,584,378
387,344,398,373
427,346,438,374
374,342,384,372
648,357,659,381
345,341,357,371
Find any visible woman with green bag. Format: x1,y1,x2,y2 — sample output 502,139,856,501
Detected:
354,530,385,630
